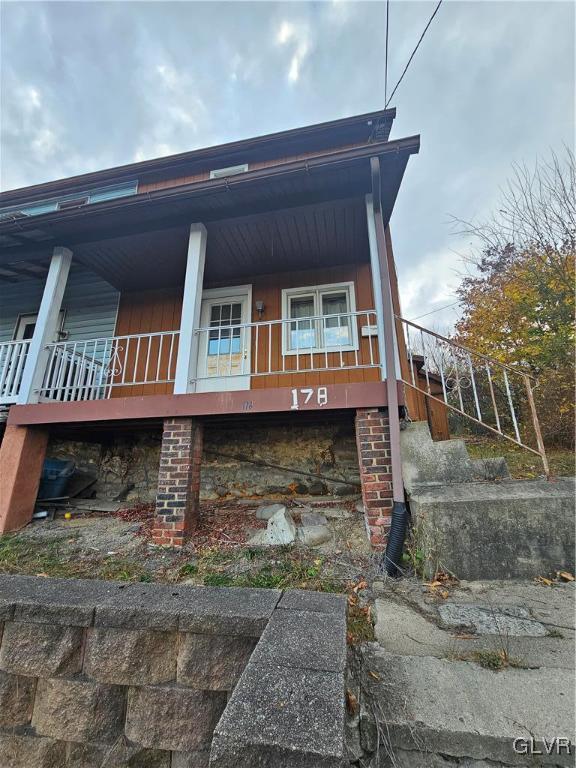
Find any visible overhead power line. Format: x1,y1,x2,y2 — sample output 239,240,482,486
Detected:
385,0,443,108
384,0,390,107
409,300,461,322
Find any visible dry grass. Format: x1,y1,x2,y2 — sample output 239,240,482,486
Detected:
464,435,574,479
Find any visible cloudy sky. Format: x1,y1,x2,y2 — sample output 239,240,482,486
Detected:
1,0,574,327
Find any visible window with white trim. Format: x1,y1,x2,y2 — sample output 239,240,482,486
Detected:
281,282,358,355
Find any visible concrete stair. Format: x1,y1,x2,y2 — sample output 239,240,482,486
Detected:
400,422,575,579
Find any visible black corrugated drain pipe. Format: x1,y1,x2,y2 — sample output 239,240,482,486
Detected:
383,500,408,577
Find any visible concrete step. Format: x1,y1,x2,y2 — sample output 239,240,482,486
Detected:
410,477,575,580
400,421,510,492
359,642,575,767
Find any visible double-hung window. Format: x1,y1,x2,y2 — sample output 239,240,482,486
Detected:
281,282,358,355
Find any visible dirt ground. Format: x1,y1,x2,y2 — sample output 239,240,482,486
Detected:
1,499,372,588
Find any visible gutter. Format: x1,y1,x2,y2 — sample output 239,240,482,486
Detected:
0,135,420,239
0,108,398,206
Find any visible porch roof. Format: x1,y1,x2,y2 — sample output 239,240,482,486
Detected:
0,135,419,289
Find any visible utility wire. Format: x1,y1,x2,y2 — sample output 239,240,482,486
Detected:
385,0,443,108
384,0,390,107
409,300,460,322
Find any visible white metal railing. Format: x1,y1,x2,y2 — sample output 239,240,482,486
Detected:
0,339,31,404
194,310,380,380
39,331,179,401
397,316,549,474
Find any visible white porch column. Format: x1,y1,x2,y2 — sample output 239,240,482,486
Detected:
174,223,207,394
17,246,72,404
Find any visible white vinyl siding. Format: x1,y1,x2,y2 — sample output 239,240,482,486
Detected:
0,265,120,344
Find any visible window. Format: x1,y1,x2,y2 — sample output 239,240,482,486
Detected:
0,181,138,220
281,282,358,355
209,164,249,180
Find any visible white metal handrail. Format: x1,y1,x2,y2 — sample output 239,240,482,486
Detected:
194,310,380,379
397,316,549,475
39,331,179,401
0,339,31,404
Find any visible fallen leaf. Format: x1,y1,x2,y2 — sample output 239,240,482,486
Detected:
535,576,553,586
368,670,381,681
439,589,449,599
346,689,358,715
558,571,575,582
36,572,49,578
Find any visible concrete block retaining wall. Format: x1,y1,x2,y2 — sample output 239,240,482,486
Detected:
0,576,347,768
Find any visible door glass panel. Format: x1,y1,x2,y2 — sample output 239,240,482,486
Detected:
322,292,351,347
289,296,315,350
205,301,244,377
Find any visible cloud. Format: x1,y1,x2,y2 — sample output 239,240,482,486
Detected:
275,19,311,84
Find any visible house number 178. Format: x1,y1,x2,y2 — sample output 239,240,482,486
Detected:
290,387,328,410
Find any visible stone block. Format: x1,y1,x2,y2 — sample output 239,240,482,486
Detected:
0,598,14,623
178,587,280,637
247,509,296,546
84,626,177,684
0,670,36,726
177,633,257,690
125,685,227,752
94,582,185,630
33,677,126,744
297,523,333,547
0,574,117,626
171,749,211,768
0,735,65,768
210,662,345,767
66,739,171,767
278,589,347,615
0,621,83,677
255,502,286,520
250,609,346,673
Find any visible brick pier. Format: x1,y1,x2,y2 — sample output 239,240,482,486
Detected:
152,417,203,547
355,408,393,550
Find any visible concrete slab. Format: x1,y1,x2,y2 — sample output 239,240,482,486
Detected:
437,603,548,636
374,597,575,670
409,477,575,579
361,644,575,766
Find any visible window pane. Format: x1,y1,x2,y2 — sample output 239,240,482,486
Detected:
322,293,348,316
290,297,314,319
289,296,316,349
322,292,351,347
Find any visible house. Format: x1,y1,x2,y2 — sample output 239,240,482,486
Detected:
0,109,493,552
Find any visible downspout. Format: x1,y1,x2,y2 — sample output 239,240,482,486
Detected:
370,156,408,577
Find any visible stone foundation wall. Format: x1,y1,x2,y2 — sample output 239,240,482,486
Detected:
0,576,346,768
48,415,361,503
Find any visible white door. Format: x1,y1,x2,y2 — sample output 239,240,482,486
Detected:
196,285,252,392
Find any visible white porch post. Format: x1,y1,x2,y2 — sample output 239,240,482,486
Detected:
174,223,207,394
17,246,72,404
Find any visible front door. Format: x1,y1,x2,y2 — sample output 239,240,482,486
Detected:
196,285,252,392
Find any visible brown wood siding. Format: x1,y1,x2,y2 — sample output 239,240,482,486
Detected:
112,264,378,395
112,288,182,397
249,263,379,389
138,144,366,194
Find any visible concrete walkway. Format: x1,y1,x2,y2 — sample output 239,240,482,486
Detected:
351,579,575,767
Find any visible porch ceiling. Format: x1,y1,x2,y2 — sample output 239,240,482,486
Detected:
0,138,416,288
16,198,371,290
